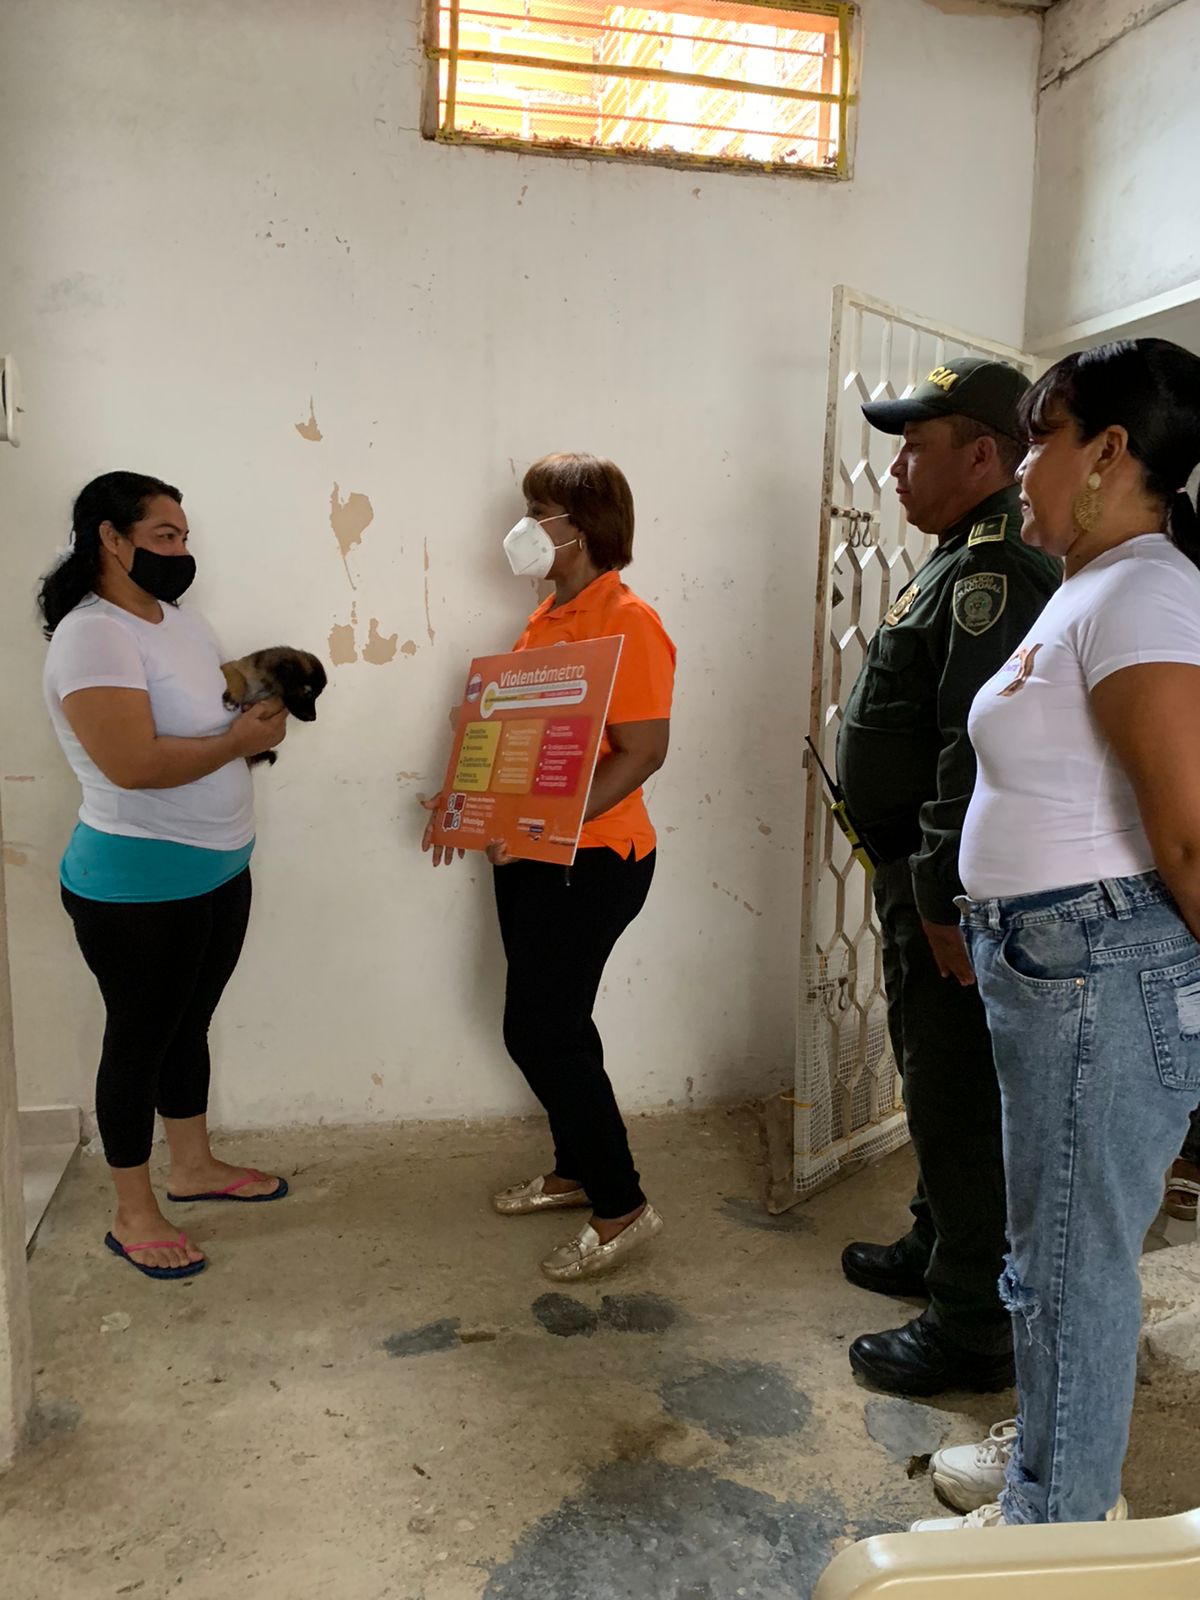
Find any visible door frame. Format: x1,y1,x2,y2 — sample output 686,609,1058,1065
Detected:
782,285,1034,1209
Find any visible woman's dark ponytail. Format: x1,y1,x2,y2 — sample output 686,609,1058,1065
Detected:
1169,485,1200,570
38,471,181,638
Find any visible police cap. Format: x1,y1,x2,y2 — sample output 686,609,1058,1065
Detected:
862,355,1030,441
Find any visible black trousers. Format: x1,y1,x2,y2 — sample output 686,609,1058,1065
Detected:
493,848,655,1219
62,871,253,1169
1182,1103,1200,1166
873,858,1011,1355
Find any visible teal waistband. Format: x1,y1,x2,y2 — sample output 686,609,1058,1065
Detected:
60,823,255,904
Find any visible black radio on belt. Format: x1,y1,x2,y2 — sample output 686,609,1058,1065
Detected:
805,737,880,876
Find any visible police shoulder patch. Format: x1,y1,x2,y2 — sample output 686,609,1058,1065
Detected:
967,514,1008,547
953,572,1007,636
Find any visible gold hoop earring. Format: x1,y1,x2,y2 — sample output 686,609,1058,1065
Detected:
1072,472,1103,534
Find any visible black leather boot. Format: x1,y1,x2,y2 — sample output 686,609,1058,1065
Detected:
841,1238,930,1299
849,1313,1015,1398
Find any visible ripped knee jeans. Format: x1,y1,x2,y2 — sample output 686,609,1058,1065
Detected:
961,872,1200,1524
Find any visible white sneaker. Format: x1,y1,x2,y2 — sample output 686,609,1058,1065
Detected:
930,1418,1017,1512
911,1496,1128,1533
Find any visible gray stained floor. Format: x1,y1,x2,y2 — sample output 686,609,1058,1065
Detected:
3,1109,1198,1599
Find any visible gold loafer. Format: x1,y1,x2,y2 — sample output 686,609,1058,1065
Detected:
492,1175,590,1216
540,1203,664,1281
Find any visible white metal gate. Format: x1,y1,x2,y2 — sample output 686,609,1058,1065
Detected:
790,286,1034,1202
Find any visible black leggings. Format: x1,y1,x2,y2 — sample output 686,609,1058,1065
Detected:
62,871,252,1169
493,847,655,1219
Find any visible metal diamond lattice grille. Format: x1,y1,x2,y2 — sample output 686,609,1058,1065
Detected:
791,289,1033,1202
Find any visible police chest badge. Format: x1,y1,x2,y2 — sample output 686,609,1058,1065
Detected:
952,572,1007,636
884,583,919,626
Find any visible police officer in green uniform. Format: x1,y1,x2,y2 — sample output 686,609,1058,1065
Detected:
836,357,1060,1396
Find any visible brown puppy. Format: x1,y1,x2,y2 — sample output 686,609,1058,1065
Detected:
221,647,328,766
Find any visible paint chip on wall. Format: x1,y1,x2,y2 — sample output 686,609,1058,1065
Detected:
330,485,374,587
328,623,358,666
423,539,436,645
363,619,399,666
295,399,323,442
400,639,417,657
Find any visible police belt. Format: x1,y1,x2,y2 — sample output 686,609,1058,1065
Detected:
848,812,924,867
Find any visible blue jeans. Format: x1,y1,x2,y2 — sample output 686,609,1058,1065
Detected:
962,872,1200,1524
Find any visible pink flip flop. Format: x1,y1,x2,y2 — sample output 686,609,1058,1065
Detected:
166,1170,289,1204
104,1230,206,1280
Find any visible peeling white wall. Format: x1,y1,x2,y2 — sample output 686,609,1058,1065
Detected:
1028,0,1200,342
0,0,1040,1131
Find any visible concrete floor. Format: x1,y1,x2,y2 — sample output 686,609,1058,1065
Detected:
2,1108,1198,1600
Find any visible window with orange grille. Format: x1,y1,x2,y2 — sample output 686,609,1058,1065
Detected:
425,0,856,176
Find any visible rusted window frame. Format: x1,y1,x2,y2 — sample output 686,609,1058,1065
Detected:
421,0,860,180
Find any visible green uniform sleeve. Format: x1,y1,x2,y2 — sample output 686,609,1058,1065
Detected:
909,548,1059,923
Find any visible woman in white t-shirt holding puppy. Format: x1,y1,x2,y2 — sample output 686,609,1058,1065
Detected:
910,340,1200,1532
40,472,289,1281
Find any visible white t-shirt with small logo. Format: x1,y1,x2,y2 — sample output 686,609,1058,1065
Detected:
43,596,255,851
961,535,1200,901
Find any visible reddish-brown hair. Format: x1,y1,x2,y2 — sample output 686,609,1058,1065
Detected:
522,453,635,571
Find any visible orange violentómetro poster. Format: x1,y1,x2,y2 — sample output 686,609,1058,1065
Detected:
431,637,623,866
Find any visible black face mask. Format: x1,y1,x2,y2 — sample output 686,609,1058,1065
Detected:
128,548,196,603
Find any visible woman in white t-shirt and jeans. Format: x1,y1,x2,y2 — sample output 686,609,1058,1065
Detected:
910,340,1200,1532
40,472,289,1280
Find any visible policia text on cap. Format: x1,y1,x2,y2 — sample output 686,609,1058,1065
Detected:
834,359,1061,1397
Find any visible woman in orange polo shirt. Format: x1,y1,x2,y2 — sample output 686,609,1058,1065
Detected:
423,453,675,1282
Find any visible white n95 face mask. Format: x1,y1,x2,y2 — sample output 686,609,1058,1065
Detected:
503,514,575,579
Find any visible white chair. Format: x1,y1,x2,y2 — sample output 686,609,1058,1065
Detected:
813,1509,1200,1599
